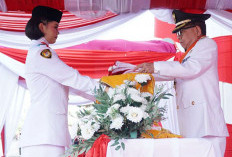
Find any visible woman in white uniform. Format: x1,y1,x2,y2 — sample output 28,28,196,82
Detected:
21,6,100,157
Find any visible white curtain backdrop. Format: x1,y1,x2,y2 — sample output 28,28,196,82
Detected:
1,9,232,49
64,0,150,20
0,0,7,12
0,53,25,78
205,10,232,38
219,82,232,124
206,0,232,10
5,85,25,155
0,64,19,132
0,64,19,154
0,10,155,49
150,9,174,24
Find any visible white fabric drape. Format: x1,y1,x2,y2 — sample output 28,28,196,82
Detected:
0,64,19,152
107,138,216,157
205,10,232,38
0,64,19,132
219,82,232,124
206,0,232,10
0,53,25,78
0,0,7,12
150,9,174,24
1,9,231,49
5,85,25,155
0,10,155,49
64,0,150,20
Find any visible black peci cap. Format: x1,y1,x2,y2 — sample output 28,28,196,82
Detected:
172,9,210,33
32,5,63,23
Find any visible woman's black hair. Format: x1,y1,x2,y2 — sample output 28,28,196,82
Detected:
25,17,51,40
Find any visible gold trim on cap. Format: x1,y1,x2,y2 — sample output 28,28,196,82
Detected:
173,23,187,32
176,19,191,26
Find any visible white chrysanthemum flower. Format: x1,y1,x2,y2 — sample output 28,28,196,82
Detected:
107,87,115,98
80,125,95,140
113,94,126,103
131,94,146,103
106,103,120,116
115,84,126,94
88,120,100,132
77,119,85,126
127,87,140,96
127,107,144,123
120,105,130,114
143,112,149,119
142,98,148,105
140,104,147,111
135,74,151,84
110,115,124,130
124,80,136,86
141,92,153,98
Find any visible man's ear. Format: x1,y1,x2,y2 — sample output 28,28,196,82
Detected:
38,23,44,33
196,25,202,36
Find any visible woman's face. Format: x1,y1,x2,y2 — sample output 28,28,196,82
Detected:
40,21,59,44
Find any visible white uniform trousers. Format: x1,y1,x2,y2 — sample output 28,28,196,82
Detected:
203,136,226,157
21,144,65,157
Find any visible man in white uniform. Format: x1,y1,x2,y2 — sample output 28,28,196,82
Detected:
21,6,101,157
136,10,229,157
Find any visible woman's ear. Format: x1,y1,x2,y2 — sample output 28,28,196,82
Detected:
38,23,44,33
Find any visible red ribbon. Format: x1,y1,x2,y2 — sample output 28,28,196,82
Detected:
85,134,111,157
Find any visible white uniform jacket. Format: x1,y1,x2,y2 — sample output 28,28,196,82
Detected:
153,37,229,138
21,38,99,147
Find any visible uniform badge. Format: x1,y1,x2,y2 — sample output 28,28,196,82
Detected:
40,49,52,59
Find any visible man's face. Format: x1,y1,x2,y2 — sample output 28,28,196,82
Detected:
176,25,200,51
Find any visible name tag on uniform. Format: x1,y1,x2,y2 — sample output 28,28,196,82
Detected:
182,56,190,63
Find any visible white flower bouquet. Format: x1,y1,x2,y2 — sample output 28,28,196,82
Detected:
66,74,171,156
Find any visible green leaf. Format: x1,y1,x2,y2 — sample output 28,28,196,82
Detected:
115,145,121,151
86,145,92,152
78,148,86,156
111,141,120,146
121,142,125,150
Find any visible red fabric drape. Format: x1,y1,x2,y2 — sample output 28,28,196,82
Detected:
1,127,5,157
85,134,110,157
0,11,117,32
225,124,232,157
154,17,178,42
5,0,64,11
0,48,175,78
150,0,207,10
213,36,232,84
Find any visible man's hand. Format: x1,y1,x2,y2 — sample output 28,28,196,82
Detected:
135,63,154,74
